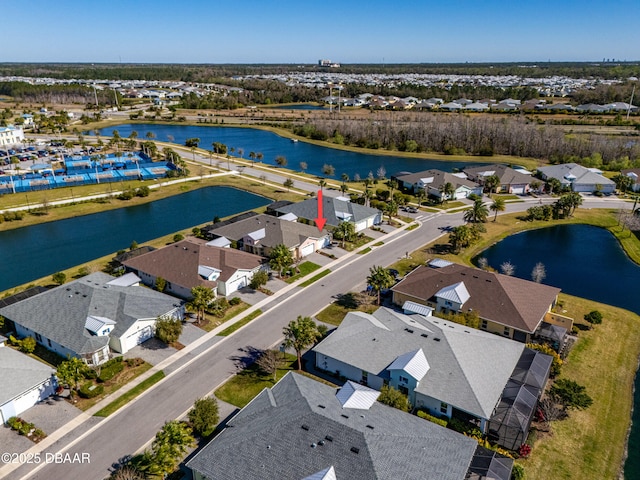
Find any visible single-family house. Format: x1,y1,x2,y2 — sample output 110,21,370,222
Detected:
204,214,330,260
0,272,183,366
391,261,570,343
621,168,640,192
0,335,57,424
463,164,533,195
121,238,266,298
275,196,382,233
537,163,616,194
187,372,513,480
313,308,552,450
395,169,483,200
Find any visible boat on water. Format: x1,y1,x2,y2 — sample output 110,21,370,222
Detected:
291,139,298,143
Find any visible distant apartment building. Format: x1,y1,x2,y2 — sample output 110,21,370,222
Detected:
0,125,24,146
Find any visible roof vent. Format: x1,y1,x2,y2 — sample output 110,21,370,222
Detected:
318,404,326,409
325,435,333,442
366,425,374,430
421,333,429,338
473,275,478,279
434,338,441,342
318,440,325,446
405,328,414,334
311,443,317,448
341,414,349,419
351,447,360,454
301,425,310,431
486,279,491,282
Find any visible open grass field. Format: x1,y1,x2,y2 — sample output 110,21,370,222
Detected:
520,294,640,479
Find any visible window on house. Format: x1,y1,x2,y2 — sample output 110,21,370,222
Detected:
503,326,510,336
399,386,409,395
399,375,409,383
440,402,448,414
361,371,368,385
35,333,42,342
481,319,488,330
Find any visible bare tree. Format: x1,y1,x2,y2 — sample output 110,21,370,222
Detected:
500,261,516,276
256,350,282,381
538,396,567,428
477,257,489,270
531,262,547,283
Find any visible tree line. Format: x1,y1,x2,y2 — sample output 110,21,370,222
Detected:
293,114,640,167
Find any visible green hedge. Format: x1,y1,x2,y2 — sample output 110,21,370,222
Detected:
79,381,104,399
417,410,448,428
98,358,124,382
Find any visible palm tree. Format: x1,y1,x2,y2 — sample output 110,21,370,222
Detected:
334,221,355,247
187,286,215,325
415,188,426,208
439,182,455,203
464,199,489,223
249,151,256,164
283,316,321,371
318,178,327,192
367,265,395,305
340,183,349,195
362,188,375,207
341,173,349,185
490,197,506,221
484,174,500,197
256,152,263,163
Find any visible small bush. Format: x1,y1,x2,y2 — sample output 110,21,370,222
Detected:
448,418,482,437
79,381,104,398
156,316,183,344
229,297,241,306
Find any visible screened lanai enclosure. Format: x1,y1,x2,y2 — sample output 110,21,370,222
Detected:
487,349,552,450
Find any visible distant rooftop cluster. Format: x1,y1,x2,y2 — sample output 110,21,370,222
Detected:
233,72,623,97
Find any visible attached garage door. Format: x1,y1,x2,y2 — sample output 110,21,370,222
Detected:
301,243,315,257
125,326,153,352
1,384,48,422
510,186,525,195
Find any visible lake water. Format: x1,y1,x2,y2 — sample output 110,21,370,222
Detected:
0,186,270,292
475,224,640,477
91,123,476,179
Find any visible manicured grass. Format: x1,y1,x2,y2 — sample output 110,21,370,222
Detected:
199,301,251,332
520,294,640,480
405,223,419,231
315,301,379,326
342,235,374,252
215,354,297,408
357,247,372,255
72,361,153,411
373,241,384,246
94,371,165,417
285,261,321,284
217,309,262,336
299,269,331,287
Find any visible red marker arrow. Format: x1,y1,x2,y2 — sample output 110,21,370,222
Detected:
314,189,327,232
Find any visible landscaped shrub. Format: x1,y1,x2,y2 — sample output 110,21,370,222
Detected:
518,443,532,458
98,357,124,382
447,417,482,437
417,410,448,428
8,417,35,436
125,357,145,368
229,297,241,306
79,381,104,398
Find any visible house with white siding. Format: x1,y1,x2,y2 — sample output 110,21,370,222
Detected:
537,163,616,194
313,307,552,450
0,335,57,424
0,273,183,366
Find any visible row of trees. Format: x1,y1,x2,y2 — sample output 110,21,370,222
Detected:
292,114,640,166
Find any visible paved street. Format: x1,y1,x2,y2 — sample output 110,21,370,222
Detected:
1,138,632,479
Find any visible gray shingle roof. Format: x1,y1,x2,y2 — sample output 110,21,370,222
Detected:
0,272,182,356
187,372,479,480
313,308,525,419
275,198,380,228
396,169,479,191
463,164,532,186
537,163,615,186
206,214,328,250
0,346,55,407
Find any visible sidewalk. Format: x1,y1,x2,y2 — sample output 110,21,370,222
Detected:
0,217,418,479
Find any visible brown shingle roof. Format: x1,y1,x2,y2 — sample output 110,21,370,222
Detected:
122,238,264,291
391,264,560,333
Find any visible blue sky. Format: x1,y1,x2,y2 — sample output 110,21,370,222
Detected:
4,0,639,64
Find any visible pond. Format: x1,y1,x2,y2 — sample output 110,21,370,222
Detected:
90,123,478,180
476,224,640,314
474,224,640,476
0,186,270,292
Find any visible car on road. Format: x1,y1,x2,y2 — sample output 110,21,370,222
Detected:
406,207,418,213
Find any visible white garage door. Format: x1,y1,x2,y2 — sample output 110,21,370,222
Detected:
125,326,153,351
1,385,46,422
301,243,315,257
510,186,525,195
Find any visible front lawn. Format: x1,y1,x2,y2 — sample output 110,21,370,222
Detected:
285,261,321,283
198,300,251,332
71,358,152,411
215,354,298,408
315,292,380,326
